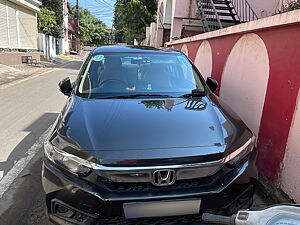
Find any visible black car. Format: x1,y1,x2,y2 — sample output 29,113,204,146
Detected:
43,46,258,225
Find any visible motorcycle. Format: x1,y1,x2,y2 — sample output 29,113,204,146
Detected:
202,204,300,225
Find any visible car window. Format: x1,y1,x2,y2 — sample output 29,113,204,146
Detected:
78,53,205,98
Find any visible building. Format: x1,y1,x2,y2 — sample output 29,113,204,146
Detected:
37,0,71,59
150,0,289,47
0,0,41,65
0,0,41,50
62,0,70,54
68,18,77,52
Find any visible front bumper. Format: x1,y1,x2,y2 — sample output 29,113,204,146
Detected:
42,150,257,225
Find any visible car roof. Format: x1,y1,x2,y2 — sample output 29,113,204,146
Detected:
91,45,182,55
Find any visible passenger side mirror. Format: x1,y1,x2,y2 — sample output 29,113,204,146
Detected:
58,77,72,96
206,77,218,93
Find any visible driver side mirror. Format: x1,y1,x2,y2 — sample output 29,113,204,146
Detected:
58,77,72,96
206,77,218,93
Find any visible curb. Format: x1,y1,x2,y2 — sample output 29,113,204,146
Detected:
0,58,83,90
31,67,52,74
0,67,56,90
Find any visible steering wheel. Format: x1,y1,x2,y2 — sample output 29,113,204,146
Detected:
99,79,128,89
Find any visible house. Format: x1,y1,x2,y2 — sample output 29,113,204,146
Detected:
0,0,41,65
68,18,78,52
37,0,71,59
149,0,289,47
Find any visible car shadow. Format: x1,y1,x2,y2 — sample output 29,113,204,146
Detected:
0,113,58,178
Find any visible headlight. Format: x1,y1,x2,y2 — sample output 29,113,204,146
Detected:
44,141,94,176
222,136,255,165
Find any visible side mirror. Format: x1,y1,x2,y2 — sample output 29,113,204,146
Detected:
58,77,72,96
206,77,218,93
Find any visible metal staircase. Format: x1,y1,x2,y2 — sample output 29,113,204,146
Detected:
196,0,258,32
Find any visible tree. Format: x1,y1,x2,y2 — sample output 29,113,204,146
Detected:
68,4,110,45
113,3,125,43
114,0,157,44
40,0,64,37
279,0,300,13
38,8,57,35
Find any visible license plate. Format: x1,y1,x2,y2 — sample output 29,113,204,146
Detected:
123,199,201,219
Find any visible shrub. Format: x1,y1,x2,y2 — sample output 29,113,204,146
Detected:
279,0,300,13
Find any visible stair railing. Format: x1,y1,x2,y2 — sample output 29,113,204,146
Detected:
197,0,223,32
231,0,258,22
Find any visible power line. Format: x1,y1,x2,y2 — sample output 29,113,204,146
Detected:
101,0,114,8
70,0,115,26
94,0,114,10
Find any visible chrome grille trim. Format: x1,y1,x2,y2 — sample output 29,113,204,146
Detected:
92,159,223,171
91,137,253,172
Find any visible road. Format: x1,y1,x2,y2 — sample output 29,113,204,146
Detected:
0,59,271,225
0,60,82,225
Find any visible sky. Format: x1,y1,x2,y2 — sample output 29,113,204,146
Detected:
69,0,116,27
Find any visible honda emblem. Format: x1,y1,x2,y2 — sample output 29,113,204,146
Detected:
152,169,176,186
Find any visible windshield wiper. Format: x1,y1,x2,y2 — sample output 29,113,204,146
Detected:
98,94,175,99
177,89,206,98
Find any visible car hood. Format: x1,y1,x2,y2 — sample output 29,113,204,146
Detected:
52,95,251,166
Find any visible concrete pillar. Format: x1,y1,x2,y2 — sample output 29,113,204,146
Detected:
145,27,150,46
156,27,164,48
150,22,157,47
170,17,183,40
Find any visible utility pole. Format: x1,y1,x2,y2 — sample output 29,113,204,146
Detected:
76,0,80,53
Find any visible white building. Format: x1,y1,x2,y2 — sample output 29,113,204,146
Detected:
0,0,41,50
62,0,70,54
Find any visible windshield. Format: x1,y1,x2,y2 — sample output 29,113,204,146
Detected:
77,53,205,98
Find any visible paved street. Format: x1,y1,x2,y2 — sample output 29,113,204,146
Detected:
0,59,271,225
0,60,82,225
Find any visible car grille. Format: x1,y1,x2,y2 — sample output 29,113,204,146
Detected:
96,214,203,225
99,176,215,193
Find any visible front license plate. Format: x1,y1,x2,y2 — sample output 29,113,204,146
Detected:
123,199,201,219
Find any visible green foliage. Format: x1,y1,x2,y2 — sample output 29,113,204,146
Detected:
279,0,300,13
140,100,164,109
38,8,57,35
68,4,110,45
40,0,64,37
114,0,157,44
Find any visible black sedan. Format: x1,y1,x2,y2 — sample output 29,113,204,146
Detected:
42,46,258,225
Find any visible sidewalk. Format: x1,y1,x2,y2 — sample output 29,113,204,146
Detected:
0,64,52,87
0,51,87,87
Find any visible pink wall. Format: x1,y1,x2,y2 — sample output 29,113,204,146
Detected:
281,91,300,202
167,10,300,202
220,34,269,137
255,24,300,181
